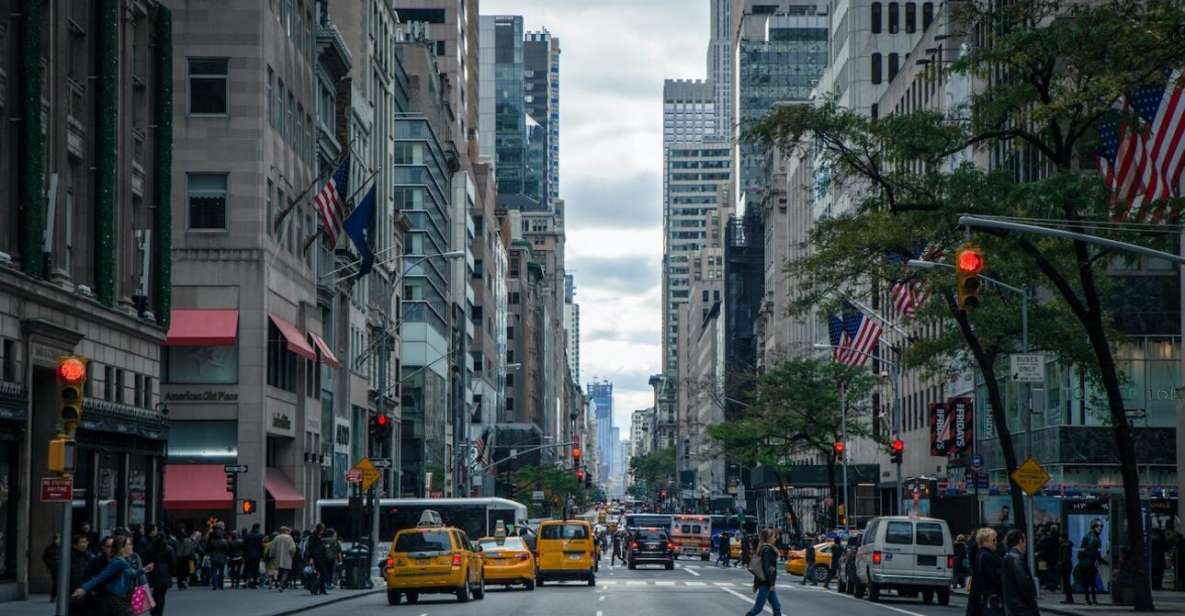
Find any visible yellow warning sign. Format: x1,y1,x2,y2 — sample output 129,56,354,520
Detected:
353,457,381,490
1010,458,1050,496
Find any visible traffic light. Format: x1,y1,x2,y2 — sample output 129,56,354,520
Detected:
833,441,846,457
576,468,586,483
47,436,76,474
240,499,257,515
891,438,904,464
57,356,87,434
371,413,391,438
226,472,238,496
572,446,582,464
955,244,984,311
659,488,668,500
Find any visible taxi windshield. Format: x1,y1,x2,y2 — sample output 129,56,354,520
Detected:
394,531,452,553
479,537,526,551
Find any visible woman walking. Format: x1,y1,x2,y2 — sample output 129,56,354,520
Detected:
204,529,229,590
745,528,782,616
1076,527,1106,606
1059,533,1075,604
974,528,1004,616
72,535,155,616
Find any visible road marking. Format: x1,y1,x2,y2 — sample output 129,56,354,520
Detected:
597,611,603,616
713,582,735,587
599,595,605,601
720,587,773,614
654,581,676,586
682,565,701,577
626,581,647,586
685,581,707,586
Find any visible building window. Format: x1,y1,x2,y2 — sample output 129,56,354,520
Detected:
888,53,900,81
509,292,520,305
267,321,298,392
506,373,514,387
165,346,238,384
888,2,899,33
1,340,17,383
267,67,275,128
922,2,934,29
188,58,229,115
905,2,916,33
507,326,515,340
187,173,228,230
266,180,275,237
870,2,882,33
871,53,883,84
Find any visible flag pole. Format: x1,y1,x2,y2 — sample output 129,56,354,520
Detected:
273,142,352,233
300,167,380,256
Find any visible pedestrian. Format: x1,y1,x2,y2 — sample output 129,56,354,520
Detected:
43,533,62,603
204,529,229,590
71,535,156,616
740,531,752,571
802,538,816,585
143,523,176,616
974,528,1004,616
226,531,244,589
1037,525,1060,590
717,531,729,567
1151,528,1167,590
823,537,841,589
1057,533,1074,604
242,523,264,589
174,526,194,590
270,527,297,592
954,535,969,588
1001,529,1039,616
322,529,342,589
745,528,783,616
67,535,91,616
1075,524,1106,606
610,529,623,566
83,536,114,615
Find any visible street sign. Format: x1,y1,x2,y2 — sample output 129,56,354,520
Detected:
223,464,248,474
345,469,363,483
532,490,545,502
1010,457,1051,496
1010,354,1045,383
352,458,381,490
370,458,392,469
41,477,73,502
970,454,985,473
1125,408,1147,420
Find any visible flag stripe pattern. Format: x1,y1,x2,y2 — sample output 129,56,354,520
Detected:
888,246,944,318
1097,70,1185,221
314,156,351,247
834,304,882,367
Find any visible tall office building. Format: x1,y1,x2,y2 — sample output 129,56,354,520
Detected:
708,0,733,137
525,30,561,211
564,275,581,384
587,380,614,480
661,80,731,374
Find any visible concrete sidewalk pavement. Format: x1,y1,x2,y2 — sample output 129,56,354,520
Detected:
952,586,1185,615
2,585,384,616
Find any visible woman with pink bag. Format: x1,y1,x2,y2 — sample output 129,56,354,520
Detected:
71,535,156,616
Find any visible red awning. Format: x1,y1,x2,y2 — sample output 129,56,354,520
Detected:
265,467,305,510
309,333,341,368
269,314,316,360
163,464,233,511
164,309,239,346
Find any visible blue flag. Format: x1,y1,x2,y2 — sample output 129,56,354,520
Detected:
343,185,376,280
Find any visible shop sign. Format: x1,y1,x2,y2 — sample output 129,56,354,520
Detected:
271,412,292,431
164,390,239,403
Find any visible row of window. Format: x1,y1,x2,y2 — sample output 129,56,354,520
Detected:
870,2,934,35
870,52,901,85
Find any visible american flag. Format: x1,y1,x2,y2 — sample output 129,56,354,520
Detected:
888,246,945,318
474,432,490,465
314,156,351,247
1097,70,1185,221
839,305,882,367
828,315,848,362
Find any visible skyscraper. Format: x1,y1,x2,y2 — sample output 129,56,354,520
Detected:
564,274,581,384
587,380,614,480
525,30,561,211
708,0,733,137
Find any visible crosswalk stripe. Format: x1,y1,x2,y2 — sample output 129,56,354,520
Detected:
685,581,707,586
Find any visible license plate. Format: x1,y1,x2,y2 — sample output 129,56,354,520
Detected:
568,554,583,561
917,555,937,567
646,544,659,549
885,553,893,561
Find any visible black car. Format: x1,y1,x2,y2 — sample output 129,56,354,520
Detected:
627,529,675,570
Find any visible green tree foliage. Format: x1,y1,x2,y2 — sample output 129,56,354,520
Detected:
628,447,676,497
510,465,590,519
746,1,1185,609
708,358,877,529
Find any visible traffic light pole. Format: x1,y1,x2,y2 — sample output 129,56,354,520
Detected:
840,382,849,530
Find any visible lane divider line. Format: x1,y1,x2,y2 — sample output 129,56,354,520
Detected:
720,586,773,615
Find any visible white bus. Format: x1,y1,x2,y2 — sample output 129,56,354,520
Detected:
316,497,529,545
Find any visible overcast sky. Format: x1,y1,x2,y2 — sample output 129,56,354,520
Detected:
481,0,710,436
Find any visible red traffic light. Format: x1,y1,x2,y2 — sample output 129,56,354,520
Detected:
956,247,984,274
572,447,582,461
576,469,586,481
834,441,846,455
57,357,86,384
240,499,256,514
891,438,904,453
375,414,389,427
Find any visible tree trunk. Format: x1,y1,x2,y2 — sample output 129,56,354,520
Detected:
773,470,800,538
947,295,1028,529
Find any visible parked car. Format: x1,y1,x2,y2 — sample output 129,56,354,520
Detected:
852,516,953,605
785,542,836,583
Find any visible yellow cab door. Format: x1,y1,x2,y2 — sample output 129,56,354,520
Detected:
538,522,593,570
390,529,457,583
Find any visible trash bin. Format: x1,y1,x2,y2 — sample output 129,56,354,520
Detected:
341,546,373,589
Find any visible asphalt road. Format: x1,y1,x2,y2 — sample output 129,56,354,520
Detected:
308,554,975,616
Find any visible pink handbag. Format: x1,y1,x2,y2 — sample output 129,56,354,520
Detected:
130,583,155,615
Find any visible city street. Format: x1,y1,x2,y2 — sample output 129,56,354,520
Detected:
307,557,970,616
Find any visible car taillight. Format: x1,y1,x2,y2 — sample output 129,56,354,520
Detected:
451,553,463,567
631,542,639,550
668,543,677,551
517,553,531,561
947,555,955,569
872,551,882,565
385,557,394,570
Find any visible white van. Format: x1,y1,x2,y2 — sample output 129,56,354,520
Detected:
853,515,954,605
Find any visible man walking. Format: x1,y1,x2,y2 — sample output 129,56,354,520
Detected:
1001,529,1039,616
823,537,842,589
271,527,297,592
802,538,817,585
611,529,623,566
243,523,264,588
718,531,731,568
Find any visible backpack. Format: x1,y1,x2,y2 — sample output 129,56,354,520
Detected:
748,545,767,582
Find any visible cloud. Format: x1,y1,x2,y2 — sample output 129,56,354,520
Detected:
564,172,660,229
567,254,660,296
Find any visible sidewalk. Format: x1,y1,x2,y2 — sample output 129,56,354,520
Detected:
1,585,383,616
952,587,1185,616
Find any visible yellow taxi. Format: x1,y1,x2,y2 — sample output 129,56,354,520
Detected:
535,519,596,587
385,511,486,605
479,524,537,590
785,541,837,583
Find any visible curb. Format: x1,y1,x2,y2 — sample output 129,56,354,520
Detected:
272,588,385,616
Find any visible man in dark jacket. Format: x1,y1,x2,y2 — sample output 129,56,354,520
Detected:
306,524,329,595
1001,529,1039,616
67,535,91,616
802,540,816,585
143,524,176,616
823,537,841,589
243,523,265,588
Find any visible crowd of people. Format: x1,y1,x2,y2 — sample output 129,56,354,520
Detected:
44,521,347,616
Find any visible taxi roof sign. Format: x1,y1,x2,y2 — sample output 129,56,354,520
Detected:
416,509,443,528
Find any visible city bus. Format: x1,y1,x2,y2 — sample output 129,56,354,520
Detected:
623,513,673,533
317,497,529,547
708,514,758,552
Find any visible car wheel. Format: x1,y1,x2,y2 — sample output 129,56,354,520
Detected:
457,579,471,603
923,589,934,604
525,578,536,591
814,566,830,584
665,561,674,570
628,560,636,570
937,589,951,606
587,573,596,587
386,590,401,605
537,577,545,587
868,580,880,602
405,592,419,604
474,577,486,600
853,578,865,598
701,554,709,562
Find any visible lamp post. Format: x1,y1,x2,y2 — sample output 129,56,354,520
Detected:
907,257,1037,591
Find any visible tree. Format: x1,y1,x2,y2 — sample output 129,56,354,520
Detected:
628,447,676,498
510,465,590,519
708,357,877,531
747,1,1185,609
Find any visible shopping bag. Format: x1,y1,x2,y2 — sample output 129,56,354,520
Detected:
130,583,156,616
